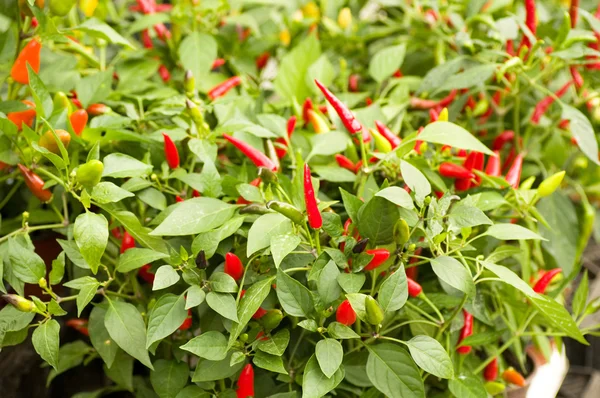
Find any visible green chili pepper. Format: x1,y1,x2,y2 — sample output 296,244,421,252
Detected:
365,295,384,326
267,201,305,225
76,159,104,189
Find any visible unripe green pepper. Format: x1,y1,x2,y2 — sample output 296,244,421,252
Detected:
184,70,195,96
50,0,76,15
53,91,71,112
38,277,47,289
484,381,506,396
2,294,34,312
369,128,392,153
537,171,565,198
76,159,104,189
260,309,283,331
266,201,305,225
239,203,271,215
258,167,278,184
364,296,384,326
394,219,410,245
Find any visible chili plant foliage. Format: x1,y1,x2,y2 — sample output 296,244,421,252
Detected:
1,1,600,398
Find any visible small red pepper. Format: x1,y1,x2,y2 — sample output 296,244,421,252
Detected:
256,52,270,70
506,39,516,56
505,153,524,188
570,66,584,89
11,38,41,85
455,152,478,191
70,109,88,136
86,103,111,116
138,264,155,284
393,69,403,78
162,132,180,169
225,253,245,281
252,307,267,320
492,130,515,150
409,90,457,110
208,76,242,100
522,0,537,48
485,151,502,177
18,164,52,202
302,97,314,126
336,299,357,326
120,231,135,253
192,190,201,197
303,164,322,229
212,58,226,70
502,368,526,387
484,357,499,381
472,152,485,185
175,195,184,203
364,249,390,271
407,277,422,297
66,319,89,336
275,116,297,158
439,162,475,179
179,309,193,330
348,74,359,92
158,64,171,82
374,120,401,149
532,268,562,293
570,0,579,28
335,154,356,172
223,134,278,172
531,81,572,124
429,107,440,122
456,310,473,354
236,364,255,398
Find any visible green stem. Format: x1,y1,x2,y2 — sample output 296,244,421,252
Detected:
419,293,444,323
0,223,66,244
405,301,439,324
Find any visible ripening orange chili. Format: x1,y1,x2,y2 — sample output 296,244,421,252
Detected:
7,100,36,131
87,103,111,116
224,253,244,281
39,129,71,154
18,164,52,202
70,109,88,136
162,132,180,169
11,38,41,85
303,164,322,229
502,367,526,387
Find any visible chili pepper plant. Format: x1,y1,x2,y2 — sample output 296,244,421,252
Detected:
1,1,600,397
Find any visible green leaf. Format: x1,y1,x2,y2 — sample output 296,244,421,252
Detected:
47,341,91,387
89,304,118,368
49,252,65,285
228,277,274,347
271,234,301,269
301,354,344,398
378,266,408,312
117,248,169,273
366,343,424,398
307,131,348,159
175,386,211,398
369,44,406,83
72,18,133,49
253,350,288,374
400,161,431,203
0,305,35,332
75,279,100,316
191,352,245,382
185,285,206,309
27,65,53,118
104,300,153,369
573,271,589,318
357,196,400,245
484,223,545,240
340,188,364,222
375,187,415,209
276,270,314,317
438,64,496,92
247,213,294,256
448,202,492,229
257,329,290,356
32,319,60,370
274,34,321,103
104,350,134,391
418,122,493,155
316,260,342,305
430,256,475,297
448,373,488,398
74,69,113,108
178,32,217,82
482,261,535,296
181,331,228,361
146,294,188,348
314,166,357,183
8,237,45,284
530,294,587,344
406,336,454,379
337,273,366,294
151,197,236,236
153,266,180,290
98,207,167,253
102,153,153,178
561,104,600,165
209,272,238,293
327,322,360,339
150,359,189,398
306,54,335,92
191,216,245,259
73,212,108,274
458,329,505,347
315,338,343,378
137,187,167,211
206,292,238,322
417,57,466,94
346,293,368,322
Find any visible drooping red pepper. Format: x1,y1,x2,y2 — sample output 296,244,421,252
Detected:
225,253,245,281
484,357,499,381
456,310,473,354
532,268,562,293
179,309,193,330
570,0,579,28
70,109,88,136
335,154,356,172
492,130,515,150
138,264,155,284
336,299,356,325
485,151,502,177
429,107,440,122
135,0,171,40
11,38,41,85
522,0,537,48
502,368,526,387
531,81,572,124
275,116,297,158
374,120,401,149
570,66,583,89
407,277,422,297
208,76,242,100
66,319,89,336
393,69,403,78
364,249,390,271
506,39,515,56
455,152,478,191
120,231,136,253
439,162,475,179
252,307,268,319
303,164,323,229
505,153,524,188
158,64,171,82
223,134,278,172
302,97,313,126
236,364,255,398
256,52,270,70
472,152,484,185
162,132,180,169
18,164,52,202
212,58,226,70
409,90,457,110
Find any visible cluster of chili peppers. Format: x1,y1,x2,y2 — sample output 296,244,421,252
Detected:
141,29,171,82
132,0,171,41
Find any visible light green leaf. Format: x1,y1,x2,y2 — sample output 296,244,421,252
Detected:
530,294,587,344
209,272,238,293
418,122,493,155
406,336,454,379
185,285,206,309
150,359,189,398
301,354,344,398
430,256,475,297
484,224,545,240
276,270,314,317
179,32,217,82
482,261,535,296
400,161,431,203
206,292,238,322
102,153,152,178
271,234,301,269
448,373,488,398
561,104,600,165
369,44,406,83
73,212,108,274
8,237,46,284
247,213,294,256
366,344,424,398
315,338,343,378
117,248,169,273
378,266,408,312
32,319,60,370
375,187,415,209
274,34,321,103
89,304,118,368
153,266,180,290
253,350,288,374
257,329,290,356
151,197,236,236
192,353,245,382
72,18,133,49
327,322,360,339
181,331,228,361
228,277,274,347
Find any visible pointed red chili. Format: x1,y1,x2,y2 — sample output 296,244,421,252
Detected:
531,81,572,124
407,277,422,297
18,164,52,202
120,231,136,253
472,152,485,185
179,309,193,330
223,134,277,171
492,130,515,150
532,268,562,293
175,196,184,203
208,76,242,100
302,98,314,126
158,65,171,82
348,74,359,92
212,58,226,70
138,264,155,284
303,164,322,229
570,0,579,28
505,154,524,188
335,154,356,172
236,364,255,398
256,52,270,70
66,319,89,336
252,307,267,319
364,249,390,271
162,133,180,169
484,358,499,381
275,116,297,158
485,151,502,177
314,79,365,138
439,162,475,179
570,66,583,89
522,0,537,48
455,152,478,191
409,90,457,109
336,299,357,326
456,310,473,354
374,120,401,148
225,253,245,281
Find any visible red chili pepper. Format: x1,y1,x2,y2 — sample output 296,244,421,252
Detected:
7,100,36,131
275,116,297,158
18,164,52,202
86,103,111,116
364,249,390,271
252,307,267,320
410,90,457,109
223,134,277,172
506,39,515,56
141,29,153,48
162,132,180,169
11,38,41,85
484,357,499,381
570,66,583,89
348,74,359,92
336,299,356,325
192,190,201,197
393,69,403,78
66,319,89,336
303,164,323,229
455,152,478,191
208,76,242,100
374,120,401,149
406,265,418,280
138,264,155,284
407,277,422,297
456,310,473,354
439,162,475,179
158,64,171,82
335,154,356,172
472,152,484,185
560,119,571,130
314,79,366,139
120,231,135,253
236,364,255,398
485,151,502,177
175,195,184,203
492,130,515,150
179,310,193,330
502,368,526,387
531,81,572,124
523,0,537,48
532,268,562,293
70,109,88,136
72,98,83,109
505,153,524,188
302,97,313,126
365,97,373,106
212,58,226,70
111,227,122,239
429,107,440,122
256,52,270,70
570,0,579,28
225,253,245,281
